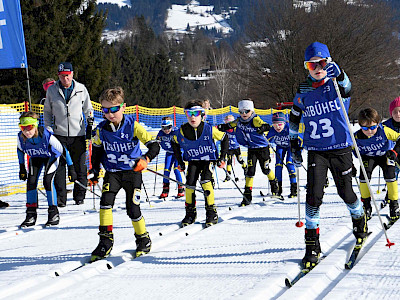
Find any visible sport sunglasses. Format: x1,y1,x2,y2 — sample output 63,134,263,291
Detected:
185,109,204,118
19,124,36,131
239,109,251,114
360,124,378,131
304,58,331,71
162,125,172,130
101,102,124,114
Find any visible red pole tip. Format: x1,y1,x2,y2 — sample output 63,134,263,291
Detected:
295,221,304,227
386,239,395,248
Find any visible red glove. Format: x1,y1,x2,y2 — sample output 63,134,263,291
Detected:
133,156,150,172
217,159,226,169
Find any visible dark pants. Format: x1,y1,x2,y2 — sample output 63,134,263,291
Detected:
306,147,357,208
246,147,271,177
55,135,87,205
101,170,142,220
186,161,213,187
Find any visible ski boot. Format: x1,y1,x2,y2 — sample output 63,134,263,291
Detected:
270,178,279,196
0,200,9,208
361,197,372,220
205,204,218,227
389,199,400,222
277,181,283,197
181,203,197,227
352,213,368,245
91,227,114,262
45,205,60,227
240,187,252,206
159,183,169,199
20,207,37,228
302,228,321,269
176,185,185,198
289,182,297,198
135,232,152,257
223,172,231,182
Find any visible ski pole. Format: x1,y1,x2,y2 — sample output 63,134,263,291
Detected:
38,188,47,198
231,163,239,182
146,168,208,195
153,155,158,196
74,179,102,198
142,182,153,207
213,164,220,189
333,78,394,248
222,167,250,203
295,166,304,227
377,168,381,194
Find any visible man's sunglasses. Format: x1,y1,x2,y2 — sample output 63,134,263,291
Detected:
19,124,36,131
239,109,251,114
360,124,378,131
102,102,124,114
304,58,331,71
185,110,203,118
162,125,172,130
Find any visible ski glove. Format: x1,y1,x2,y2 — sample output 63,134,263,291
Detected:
133,156,150,172
68,165,77,182
324,62,341,79
290,139,303,168
256,123,271,134
217,159,226,169
386,150,397,166
178,162,185,172
216,123,230,132
19,164,27,181
88,168,99,184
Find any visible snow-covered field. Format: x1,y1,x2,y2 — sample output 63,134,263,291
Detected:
0,147,398,299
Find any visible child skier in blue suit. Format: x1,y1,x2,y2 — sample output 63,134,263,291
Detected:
17,111,77,228
156,117,184,199
266,112,297,198
289,42,367,269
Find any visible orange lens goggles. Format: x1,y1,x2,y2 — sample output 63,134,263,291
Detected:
304,59,329,71
19,124,35,131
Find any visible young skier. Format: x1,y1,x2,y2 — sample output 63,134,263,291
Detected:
17,111,77,227
383,96,400,179
88,87,160,261
354,108,400,221
266,112,297,198
289,42,367,269
156,117,184,199
171,99,228,227
222,114,247,182
217,99,279,206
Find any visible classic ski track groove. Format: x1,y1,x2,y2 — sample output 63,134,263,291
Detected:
0,200,276,299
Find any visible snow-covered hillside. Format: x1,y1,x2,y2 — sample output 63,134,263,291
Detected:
0,144,399,299
166,0,233,35
97,0,131,8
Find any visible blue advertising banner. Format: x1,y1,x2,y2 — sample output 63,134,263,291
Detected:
0,0,28,69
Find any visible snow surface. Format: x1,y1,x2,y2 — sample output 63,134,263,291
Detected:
0,141,399,299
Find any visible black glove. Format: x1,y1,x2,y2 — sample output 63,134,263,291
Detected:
352,165,357,177
68,165,77,182
290,139,303,167
88,168,99,184
256,123,270,134
386,149,397,161
19,163,27,181
216,123,230,132
86,117,94,140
